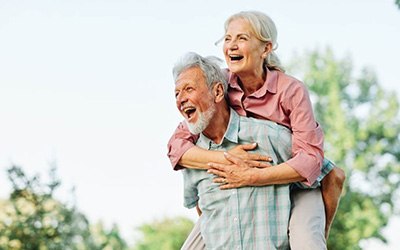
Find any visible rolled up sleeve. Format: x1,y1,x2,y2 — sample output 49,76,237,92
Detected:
167,122,199,170
285,83,324,186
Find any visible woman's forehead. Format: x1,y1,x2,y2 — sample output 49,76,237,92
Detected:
225,18,255,35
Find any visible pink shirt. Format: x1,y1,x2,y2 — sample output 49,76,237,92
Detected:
167,67,324,185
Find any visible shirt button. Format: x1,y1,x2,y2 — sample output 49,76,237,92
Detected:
233,217,238,222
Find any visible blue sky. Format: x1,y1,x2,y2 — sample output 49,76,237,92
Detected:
0,0,399,248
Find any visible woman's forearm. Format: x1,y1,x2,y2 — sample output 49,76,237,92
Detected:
179,146,226,169
208,153,306,189
178,144,272,170
251,162,305,186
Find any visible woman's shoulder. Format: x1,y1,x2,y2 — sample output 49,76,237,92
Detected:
274,70,308,94
275,70,304,86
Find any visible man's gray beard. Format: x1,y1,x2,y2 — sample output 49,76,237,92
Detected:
185,104,216,135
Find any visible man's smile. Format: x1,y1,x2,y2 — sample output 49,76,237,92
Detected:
181,105,197,122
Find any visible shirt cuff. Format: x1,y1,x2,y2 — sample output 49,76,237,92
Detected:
286,152,321,186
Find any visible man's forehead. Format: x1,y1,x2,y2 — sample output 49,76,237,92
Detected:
175,67,204,87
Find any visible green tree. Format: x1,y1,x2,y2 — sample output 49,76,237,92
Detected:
396,0,400,9
0,165,128,250
90,222,128,250
289,48,400,249
133,216,194,250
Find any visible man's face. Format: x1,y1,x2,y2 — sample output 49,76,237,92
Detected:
174,67,216,134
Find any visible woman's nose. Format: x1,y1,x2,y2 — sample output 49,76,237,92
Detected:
227,39,238,50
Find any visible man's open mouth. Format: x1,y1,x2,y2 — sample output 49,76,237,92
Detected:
183,106,196,119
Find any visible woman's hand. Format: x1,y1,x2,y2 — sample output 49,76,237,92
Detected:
208,152,263,189
227,143,272,168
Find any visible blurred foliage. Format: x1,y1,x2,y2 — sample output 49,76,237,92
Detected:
90,222,127,250
133,217,194,250
0,165,127,250
396,0,400,9
288,48,400,249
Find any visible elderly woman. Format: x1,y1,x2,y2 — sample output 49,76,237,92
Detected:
168,11,345,249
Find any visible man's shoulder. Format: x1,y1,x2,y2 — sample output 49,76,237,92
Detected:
238,116,292,149
238,115,290,132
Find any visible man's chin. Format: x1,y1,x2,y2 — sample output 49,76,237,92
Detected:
186,122,202,135
184,104,215,135
184,120,203,135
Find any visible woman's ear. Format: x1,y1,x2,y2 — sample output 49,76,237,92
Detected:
262,42,273,59
213,82,225,103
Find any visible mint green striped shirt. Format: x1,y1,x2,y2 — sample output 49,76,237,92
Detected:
183,110,292,249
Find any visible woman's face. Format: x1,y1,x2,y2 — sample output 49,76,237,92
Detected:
223,18,267,76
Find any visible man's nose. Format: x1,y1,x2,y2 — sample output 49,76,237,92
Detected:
176,92,187,105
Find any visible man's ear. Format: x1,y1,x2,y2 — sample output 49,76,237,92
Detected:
213,82,225,103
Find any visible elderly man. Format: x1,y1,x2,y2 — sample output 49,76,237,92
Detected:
173,52,301,249
172,52,339,250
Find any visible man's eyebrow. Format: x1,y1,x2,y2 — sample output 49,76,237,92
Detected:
175,82,188,91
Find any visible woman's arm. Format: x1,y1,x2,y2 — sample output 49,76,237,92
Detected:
282,80,324,186
167,122,199,170
208,152,306,189
168,122,272,170
180,144,272,169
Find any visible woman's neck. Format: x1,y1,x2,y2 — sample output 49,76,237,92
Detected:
237,69,266,96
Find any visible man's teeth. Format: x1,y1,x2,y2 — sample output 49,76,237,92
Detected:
183,107,196,115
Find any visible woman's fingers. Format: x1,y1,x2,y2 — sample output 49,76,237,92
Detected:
213,177,239,189
219,183,237,190
246,160,272,168
223,152,243,165
208,168,226,178
239,142,258,151
247,153,272,162
213,177,226,183
255,154,272,162
207,162,229,172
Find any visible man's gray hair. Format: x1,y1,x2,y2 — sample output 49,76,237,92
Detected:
172,52,228,95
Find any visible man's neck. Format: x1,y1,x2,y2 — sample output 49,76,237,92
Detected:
202,105,230,144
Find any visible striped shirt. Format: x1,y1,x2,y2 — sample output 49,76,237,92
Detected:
183,109,292,250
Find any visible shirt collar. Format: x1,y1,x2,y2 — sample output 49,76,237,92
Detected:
198,108,239,147
228,67,278,96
